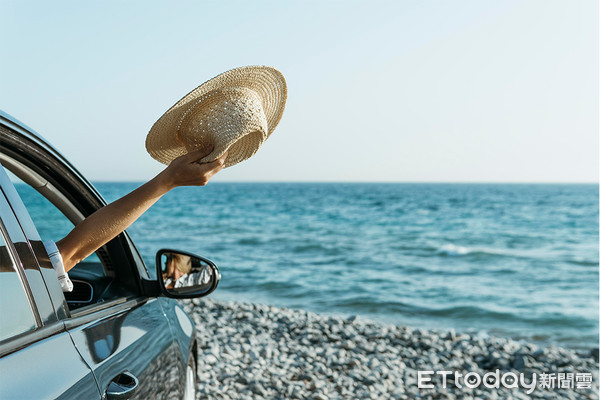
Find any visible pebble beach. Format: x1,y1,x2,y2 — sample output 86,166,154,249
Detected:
182,299,599,400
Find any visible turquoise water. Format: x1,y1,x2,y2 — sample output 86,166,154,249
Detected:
19,183,599,349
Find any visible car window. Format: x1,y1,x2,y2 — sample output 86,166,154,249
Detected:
5,171,136,312
0,229,38,341
9,174,101,263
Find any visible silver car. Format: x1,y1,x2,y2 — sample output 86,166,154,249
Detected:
0,111,219,400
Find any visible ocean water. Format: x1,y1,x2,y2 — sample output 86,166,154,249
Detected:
18,183,599,349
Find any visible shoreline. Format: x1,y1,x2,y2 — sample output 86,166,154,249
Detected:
182,298,599,400
211,291,597,352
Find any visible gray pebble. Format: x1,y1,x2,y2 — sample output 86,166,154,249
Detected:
183,298,598,400
512,355,527,371
591,348,599,362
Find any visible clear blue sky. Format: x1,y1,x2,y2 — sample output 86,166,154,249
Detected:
2,0,598,182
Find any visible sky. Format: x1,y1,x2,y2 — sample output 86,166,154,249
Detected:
1,0,598,182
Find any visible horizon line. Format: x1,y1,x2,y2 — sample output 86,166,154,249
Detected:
88,180,600,185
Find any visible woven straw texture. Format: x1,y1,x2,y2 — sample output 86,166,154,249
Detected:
146,66,287,168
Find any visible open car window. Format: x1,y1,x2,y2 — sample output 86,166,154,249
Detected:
2,166,137,313
0,120,148,317
11,177,101,263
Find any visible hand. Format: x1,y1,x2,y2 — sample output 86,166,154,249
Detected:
159,145,227,190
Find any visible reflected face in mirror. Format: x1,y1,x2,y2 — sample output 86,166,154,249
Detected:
159,251,218,297
164,253,191,288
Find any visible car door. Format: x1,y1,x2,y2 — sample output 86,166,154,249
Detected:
0,166,185,400
0,118,187,399
0,186,101,400
65,298,185,400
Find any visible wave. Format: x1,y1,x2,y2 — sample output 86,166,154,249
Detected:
291,243,345,256
224,280,303,294
437,244,472,256
434,245,600,272
566,258,599,267
435,243,519,258
328,298,594,328
237,237,264,246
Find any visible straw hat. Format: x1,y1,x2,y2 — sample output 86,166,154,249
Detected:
146,66,287,168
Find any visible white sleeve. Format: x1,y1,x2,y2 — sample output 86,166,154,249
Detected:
42,240,73,292
174,274,188,289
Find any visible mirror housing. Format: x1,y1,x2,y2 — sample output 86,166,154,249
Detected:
155,249,220,299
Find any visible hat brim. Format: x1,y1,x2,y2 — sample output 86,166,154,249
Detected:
146,66,287,167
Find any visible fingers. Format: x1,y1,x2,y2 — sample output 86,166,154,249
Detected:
189,152,227,186
185,144,215,162
163,150,228,188
202,152,228,171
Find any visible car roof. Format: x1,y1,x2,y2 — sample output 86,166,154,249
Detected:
0,110,38,138
0,110,75,168
0,109,104,199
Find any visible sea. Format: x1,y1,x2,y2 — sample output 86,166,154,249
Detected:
18,182,599,350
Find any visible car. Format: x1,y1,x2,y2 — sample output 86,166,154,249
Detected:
0,110,220,400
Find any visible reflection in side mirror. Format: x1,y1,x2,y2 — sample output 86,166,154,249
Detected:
156,249,220,298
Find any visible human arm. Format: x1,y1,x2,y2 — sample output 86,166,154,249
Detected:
56,146,226,271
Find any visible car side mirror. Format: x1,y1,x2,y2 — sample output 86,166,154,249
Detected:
156,249,220,298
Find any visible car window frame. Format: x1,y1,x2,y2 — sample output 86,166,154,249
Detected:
0,115,151,324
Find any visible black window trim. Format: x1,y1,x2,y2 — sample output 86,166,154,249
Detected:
64,296,147,330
